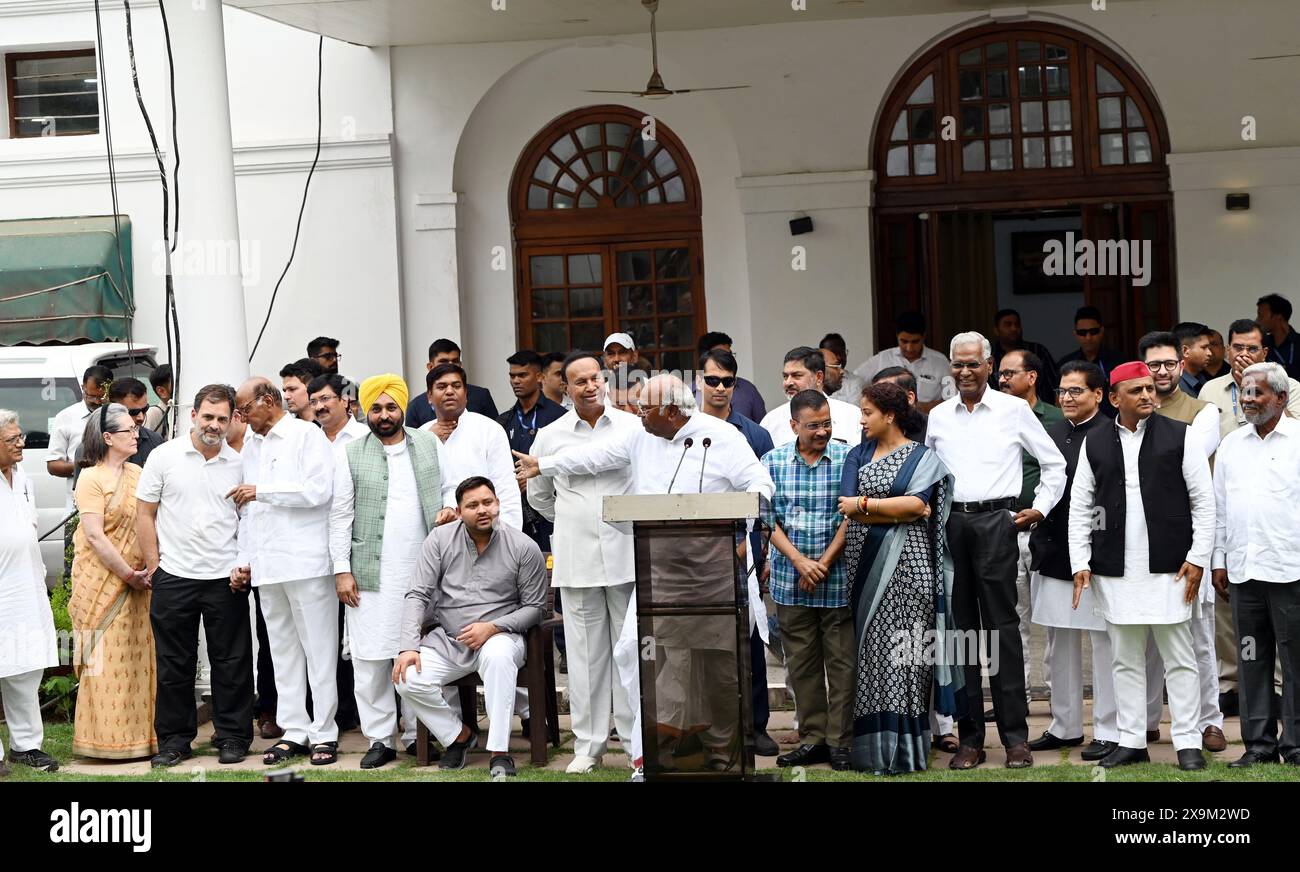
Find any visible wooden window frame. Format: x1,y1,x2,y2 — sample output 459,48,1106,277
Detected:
5,48,99,139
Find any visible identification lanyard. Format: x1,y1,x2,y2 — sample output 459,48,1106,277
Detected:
1230,382,1241,420
514,405,539,437
1271,341,1294,368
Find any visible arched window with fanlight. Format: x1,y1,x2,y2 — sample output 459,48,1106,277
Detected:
510,106,706,371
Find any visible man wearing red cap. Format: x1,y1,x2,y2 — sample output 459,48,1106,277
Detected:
1066,361,1216,771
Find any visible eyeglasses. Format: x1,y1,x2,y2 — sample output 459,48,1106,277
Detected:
108,426,140,437
126,405,149,417
1075,327,1102,337
1146,360,1179,373
2,433,25,447
798,419,833,432
1055,387,1088,399
951,361,985,371
233,398,260,419
997,369,1027,380
632,403,668,418
315,352,340,362
1231,343,1263,355
701,375,736,388
825,363,844,371
309,393,340,408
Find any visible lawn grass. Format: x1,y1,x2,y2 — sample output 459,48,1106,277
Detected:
6,723,1300,783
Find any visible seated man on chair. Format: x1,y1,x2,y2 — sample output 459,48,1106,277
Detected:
393,476,548,777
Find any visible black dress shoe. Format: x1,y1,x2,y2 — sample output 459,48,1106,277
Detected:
752,730,780,757
983,707,996,722
1080,739,1118,761
1284,750,1300,766
9,748,59,772
217,742,248,765
1027,731,1084,751
1146,729,1160,743
776,743,830,768
438,730,479,770
1229,749,1279,768
150,748,192,769
520,717,531,739
1098,746,1150,768
361,742,398,770
829,747,852,771
1177,748,1206,771
1218,690,1239,717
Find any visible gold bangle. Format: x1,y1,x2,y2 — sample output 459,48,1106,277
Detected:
858,496,867,514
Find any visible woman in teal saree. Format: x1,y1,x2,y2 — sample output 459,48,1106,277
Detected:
837,381,963,774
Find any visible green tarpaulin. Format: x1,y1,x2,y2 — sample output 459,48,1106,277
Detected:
0,215,134,345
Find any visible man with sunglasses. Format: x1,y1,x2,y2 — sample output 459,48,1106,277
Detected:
1058,306,1124,417
696,331,766,423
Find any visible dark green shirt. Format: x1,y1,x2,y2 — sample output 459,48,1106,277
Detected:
1018,399,1065,510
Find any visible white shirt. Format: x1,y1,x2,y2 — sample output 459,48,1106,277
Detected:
47,400,95,512
760,394,862,448
419,410,522,529
135,436,244,579
1186,403,1221,459
0,465,57,678
854,346,951,405
527,405,639,589
237,413,335,585
1212,413,1300,584
925,387,1067,515
539,412,775,502
1067,417,1216,623
329,438,427,659
327,417,369,446
829,372,867,406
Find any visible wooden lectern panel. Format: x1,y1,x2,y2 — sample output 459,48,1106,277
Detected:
601,491,761,523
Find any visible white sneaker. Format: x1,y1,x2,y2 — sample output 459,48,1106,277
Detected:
565,755,601,774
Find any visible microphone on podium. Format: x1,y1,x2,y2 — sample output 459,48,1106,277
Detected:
667,437,694,494
697,437,712,492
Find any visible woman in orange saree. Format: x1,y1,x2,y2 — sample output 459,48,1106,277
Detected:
69,402,157,759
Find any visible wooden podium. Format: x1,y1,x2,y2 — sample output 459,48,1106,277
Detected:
603,492,764,782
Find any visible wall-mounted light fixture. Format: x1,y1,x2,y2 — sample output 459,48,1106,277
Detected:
1226,193,1251,211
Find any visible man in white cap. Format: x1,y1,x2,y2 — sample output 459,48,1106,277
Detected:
603,333,643,415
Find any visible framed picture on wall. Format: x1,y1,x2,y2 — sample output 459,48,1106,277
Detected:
1010,230,1084,295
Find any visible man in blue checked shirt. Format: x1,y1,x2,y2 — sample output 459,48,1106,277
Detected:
761,389,853,771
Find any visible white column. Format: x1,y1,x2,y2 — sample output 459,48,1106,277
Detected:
165,0,250,420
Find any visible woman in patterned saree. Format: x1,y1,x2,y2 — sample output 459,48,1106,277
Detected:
837,382,961,774
70,402,157,759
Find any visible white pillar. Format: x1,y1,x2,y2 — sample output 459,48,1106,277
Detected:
165,0,250,419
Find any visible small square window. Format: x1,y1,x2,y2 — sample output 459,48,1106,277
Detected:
7,50,100,138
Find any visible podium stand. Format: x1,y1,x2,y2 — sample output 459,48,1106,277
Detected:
603,492,764,782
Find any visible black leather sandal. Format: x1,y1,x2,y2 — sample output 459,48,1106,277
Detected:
310,742,339,766
262,740,309,766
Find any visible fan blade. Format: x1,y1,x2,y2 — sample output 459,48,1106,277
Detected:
670,86,751,93
1249,53,1300,60
583,89,653,95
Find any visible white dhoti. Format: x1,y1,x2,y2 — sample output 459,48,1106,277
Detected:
398,633,526,753
563,582,636,759
257,575,340,745
1110,620,1202,750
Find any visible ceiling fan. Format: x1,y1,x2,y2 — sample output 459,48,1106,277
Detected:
585,0,750,99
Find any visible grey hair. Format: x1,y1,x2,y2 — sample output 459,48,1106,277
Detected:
642,373,696,416
1242,361,1290,396
950,331,992,360
80,403,132,468
0,408,18,431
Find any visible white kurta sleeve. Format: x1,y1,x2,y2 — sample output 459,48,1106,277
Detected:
1019,402,1067,517
1211,442,1229,573
1067,437,1097,576
1182,426,1216,569
539,427,632,477
484,423,523,530
329,445,355,574
1190,403,1221,458
526,429,558,523
728,436,776,501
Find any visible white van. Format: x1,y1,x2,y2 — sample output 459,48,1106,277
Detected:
0,343,159,587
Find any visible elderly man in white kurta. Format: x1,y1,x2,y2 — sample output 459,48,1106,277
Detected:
1067,362,1215,771
0,410,60,774
230,377,340,767
527,353,640,773
419,361,522,529
515,374,775,780
330,376,443,769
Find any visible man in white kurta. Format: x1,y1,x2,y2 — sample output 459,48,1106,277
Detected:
330,376,442,768
419,362,522,529
231,378,340,765
527,354,640,773
516,375,775,779
1,413,60,774
1067,363,1215,770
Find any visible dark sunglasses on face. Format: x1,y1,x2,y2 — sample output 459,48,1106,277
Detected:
1075,327,1102,337
127,406,149,417
702,375,736,388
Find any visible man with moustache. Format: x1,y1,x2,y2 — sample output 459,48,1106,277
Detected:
1141,331,1225,751
1026,361,1120,760
925,332,1066,770
309,374,368,446
281,358,324,424
1213,363,1300,767
760,347,862,448
137,384,254,767
330,375,443,769
1206,330,1231,381
1068,362,1215,771
230,377,339,766
405,339,499,427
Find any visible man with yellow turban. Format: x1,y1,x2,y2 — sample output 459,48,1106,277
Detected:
328,374,446,768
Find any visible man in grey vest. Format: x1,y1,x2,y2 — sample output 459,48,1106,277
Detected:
1067,361,1215,771
329,375,444,769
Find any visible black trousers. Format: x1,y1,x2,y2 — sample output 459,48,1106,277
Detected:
151,570,254,752
947,509,1028,748
252,587,276,718
751,626,769,732
1231,579,1300,757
